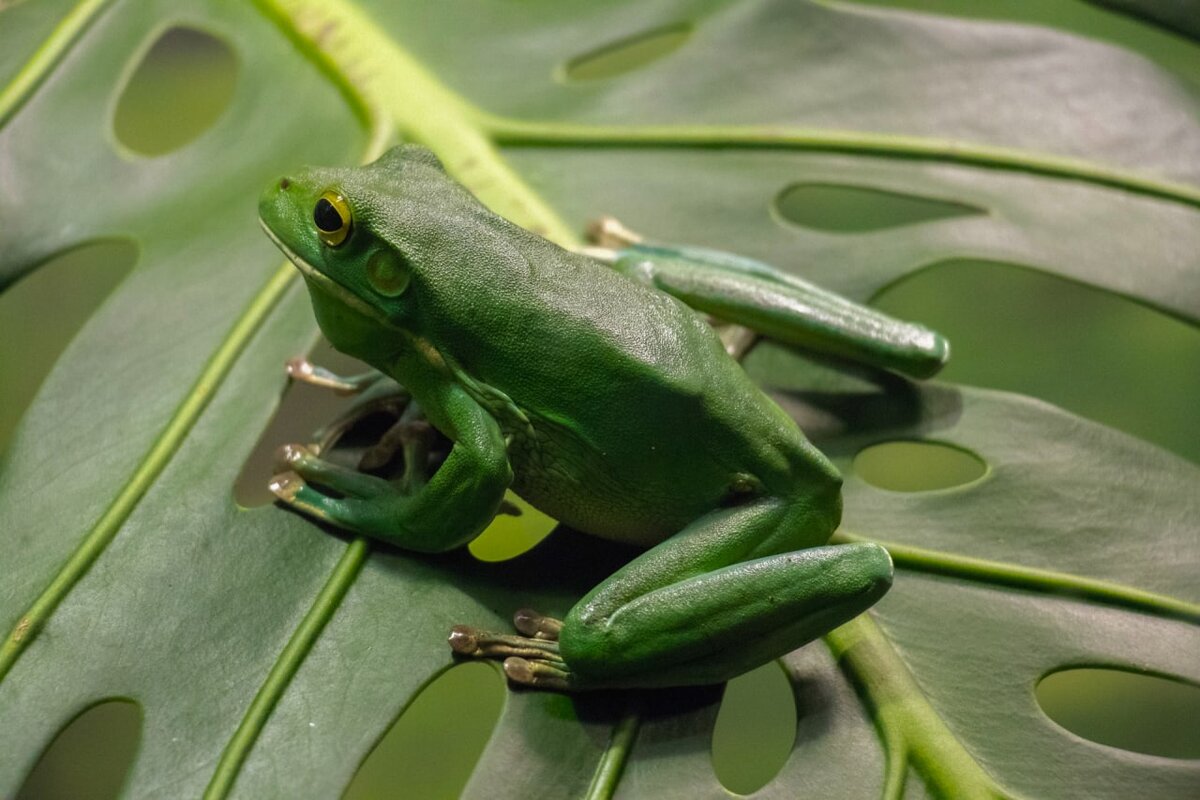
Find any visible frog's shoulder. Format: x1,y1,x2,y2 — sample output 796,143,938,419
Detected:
526,247,738,393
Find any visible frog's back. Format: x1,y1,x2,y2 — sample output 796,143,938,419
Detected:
417,215,834,543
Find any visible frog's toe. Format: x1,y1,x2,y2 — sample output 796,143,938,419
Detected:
586,215,642,248
274,442,319,473
448,624,563,661
448,620,582,691
503,656,576,691
269,470,305,503
284,356,314,381
513,608,562,641
273,445,395,501
269,471,339,524
285,356,379,395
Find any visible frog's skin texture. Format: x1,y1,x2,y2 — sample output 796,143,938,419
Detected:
258,145,949,691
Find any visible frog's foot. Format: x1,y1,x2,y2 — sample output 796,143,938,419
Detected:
268,462,407,533
285,356,383,395
449,609,576,691
270,443,397,522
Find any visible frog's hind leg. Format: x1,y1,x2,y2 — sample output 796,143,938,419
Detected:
585,217,949,379
450,494,892,691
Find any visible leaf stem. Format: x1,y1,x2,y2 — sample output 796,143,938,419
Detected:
825,614,1009,799
254,0,579,246
203,537,369,800
833,531,1200,624
484,118,1200,211
881,736,908,800
584,702,642,800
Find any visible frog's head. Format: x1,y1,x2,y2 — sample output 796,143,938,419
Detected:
258,144,460,362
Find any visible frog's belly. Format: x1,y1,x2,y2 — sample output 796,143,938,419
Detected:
505,424,731,546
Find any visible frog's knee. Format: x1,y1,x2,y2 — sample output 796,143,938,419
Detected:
758,471,843,554
791,466,843,530
806,450,843,495
857,541,895,592
557,606,626,680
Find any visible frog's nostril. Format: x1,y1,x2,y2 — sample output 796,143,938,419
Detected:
279,177,291,190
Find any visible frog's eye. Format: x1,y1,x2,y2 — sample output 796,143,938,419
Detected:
313,190,352,247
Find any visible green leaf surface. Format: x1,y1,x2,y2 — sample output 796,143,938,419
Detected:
1,1,1197,798
1087,0,1200,41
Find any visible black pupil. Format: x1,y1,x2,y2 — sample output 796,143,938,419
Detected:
314,198,344,233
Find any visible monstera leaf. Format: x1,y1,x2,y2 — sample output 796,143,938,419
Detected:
1,1,1198,798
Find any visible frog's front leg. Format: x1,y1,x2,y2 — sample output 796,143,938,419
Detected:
272,384,512,553
450,488,892,691
586,217,949,379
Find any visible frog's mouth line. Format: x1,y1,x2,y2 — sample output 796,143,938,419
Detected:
258,219,391,325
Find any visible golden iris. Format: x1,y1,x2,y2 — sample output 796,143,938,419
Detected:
313,191,351,246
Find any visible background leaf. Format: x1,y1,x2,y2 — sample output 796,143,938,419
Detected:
1086,0,1200,41
1,1,1197,798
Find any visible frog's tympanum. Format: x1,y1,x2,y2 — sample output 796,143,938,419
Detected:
259,145,949,691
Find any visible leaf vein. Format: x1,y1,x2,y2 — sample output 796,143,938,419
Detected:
834,531,1200,623
203,538,370,800
485,119,1200,211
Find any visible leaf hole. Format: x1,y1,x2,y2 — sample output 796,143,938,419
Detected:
872,259,1200,462
16,699,142,800
112,25,238,156
468,494,558,562
234,339,375,508
854,440,987,492
558,23,692,83
711,661,797,795
1036,667,1200,759
0,239,138,455
774,183,985,232
342,662,505,799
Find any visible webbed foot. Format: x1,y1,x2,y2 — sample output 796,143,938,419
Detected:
449,609,576,691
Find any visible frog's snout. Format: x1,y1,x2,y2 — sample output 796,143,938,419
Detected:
258,176,296,228
260,175,294,207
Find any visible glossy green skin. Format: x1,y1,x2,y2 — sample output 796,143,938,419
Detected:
259,145,945,690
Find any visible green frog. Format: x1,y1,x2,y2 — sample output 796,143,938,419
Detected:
258,145,948,691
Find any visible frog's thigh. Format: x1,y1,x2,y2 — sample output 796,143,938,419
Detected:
559,498,892,688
